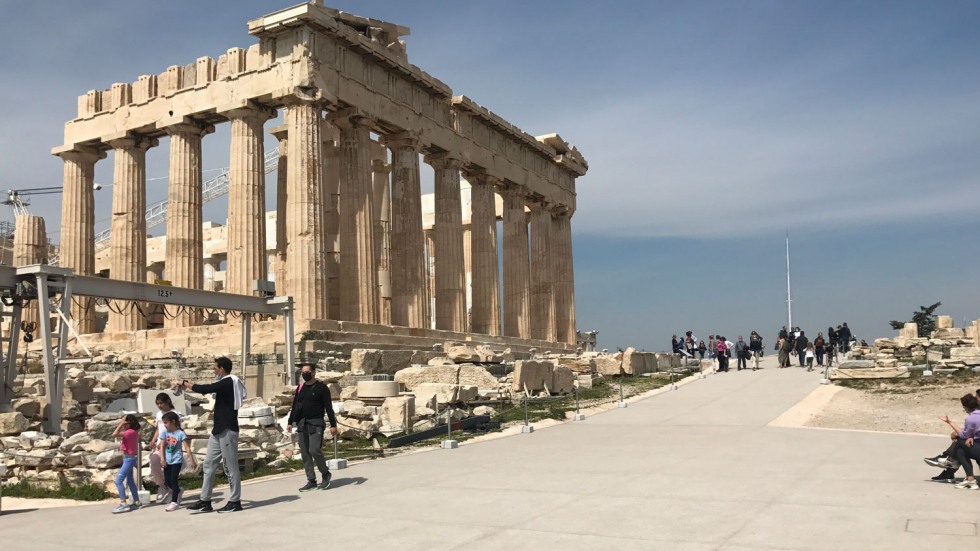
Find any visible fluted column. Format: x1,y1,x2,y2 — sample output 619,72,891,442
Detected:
385,134,428,328
426,153,466,332
332,112,379,323
225,105,273,297
552,210,576,344
107,135,155,332
371,154,392,325
164,122,211,328
57,146,103,334
13,214,49,330
467,171,501,336
283,101,328,322
321,124,341,319
501,188,530,339
269,124,288,295
529,204,557,342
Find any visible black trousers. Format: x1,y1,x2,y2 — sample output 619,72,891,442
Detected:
737,354,747,370
164,463,182,503
954,439,980,477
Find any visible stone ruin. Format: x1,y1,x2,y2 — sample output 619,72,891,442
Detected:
831,315,980,379
0,343,686,491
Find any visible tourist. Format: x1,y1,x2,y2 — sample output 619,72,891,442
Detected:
924,388,980,482
111,414,143,514
684,331,697,358
156,411,196,511
827,326,838,353
177,356,247,513
749,331,763,357
697,340,706,359
287,362,339,492
813,332,826,367
805,343,815,372
716,337,729,372
671,334,681,355
778,336,792,368
734,336,749,371
708,335,716,359
838,323,852,354
794,330,809,367
149,392,178,504
939,394,980,490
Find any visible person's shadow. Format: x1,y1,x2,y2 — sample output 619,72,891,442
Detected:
244,495,300,510
328,476,368,490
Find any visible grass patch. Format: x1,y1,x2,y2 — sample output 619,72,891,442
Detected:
2,480,110,501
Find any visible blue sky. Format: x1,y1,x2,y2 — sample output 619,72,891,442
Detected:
1,1,978,351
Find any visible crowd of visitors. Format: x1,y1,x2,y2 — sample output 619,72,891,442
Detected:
671,330,765,372
774,323,857,371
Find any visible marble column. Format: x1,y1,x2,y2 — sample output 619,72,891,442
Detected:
225,105,273,297
333,112,379,323
165,122,211,328
371,154,392,326
426,153,466,332
529,204,557,342
501,188,530,339
108,135,155,332
424,229,436,329
385,134,428,328
321,124,341,320
57,146,103,334
552,210,576,344
13,214,48,330
269,124,288,295
467,172,501,336
283,101,328,322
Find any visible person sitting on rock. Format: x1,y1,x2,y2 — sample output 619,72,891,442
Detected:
925,393,980,489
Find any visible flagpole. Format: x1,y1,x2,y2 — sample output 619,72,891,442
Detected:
785,231,793,329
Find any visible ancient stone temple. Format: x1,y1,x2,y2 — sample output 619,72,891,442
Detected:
53,2,587,349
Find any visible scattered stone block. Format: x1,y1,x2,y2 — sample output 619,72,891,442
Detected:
511,360,554,392
394,364,499,391
413,383,478,406
0,412,29,435
550,366,575,394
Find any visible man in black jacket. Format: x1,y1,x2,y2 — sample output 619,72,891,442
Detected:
177,356,246,513
288,363,338,492
794,331,809,367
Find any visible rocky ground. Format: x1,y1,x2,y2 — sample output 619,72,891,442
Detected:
797,376,980,435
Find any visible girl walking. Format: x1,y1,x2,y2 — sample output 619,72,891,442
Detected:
805,343,816,372
112,414,143,514
157,411,196,511
150,393,178,503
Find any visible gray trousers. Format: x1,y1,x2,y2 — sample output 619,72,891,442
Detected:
200,429,241,502
298,422,329,482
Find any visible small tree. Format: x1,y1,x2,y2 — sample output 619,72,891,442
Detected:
889,302,942,336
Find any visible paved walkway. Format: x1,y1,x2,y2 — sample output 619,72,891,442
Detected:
3,356,976,550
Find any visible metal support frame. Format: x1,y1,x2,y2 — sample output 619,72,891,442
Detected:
0,265,297,435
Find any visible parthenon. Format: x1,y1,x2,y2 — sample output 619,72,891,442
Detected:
53,2,587,349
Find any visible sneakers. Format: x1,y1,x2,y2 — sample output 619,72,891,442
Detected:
939,457,961,470
318,471,332,490
165,502,180,512
931,471,956,483
954,479,978,490
156,488,170,504
130,501,142,511
923,456,944,468
186,500,213,512
217,500,243,513
299,480,317,492
111,503,130,514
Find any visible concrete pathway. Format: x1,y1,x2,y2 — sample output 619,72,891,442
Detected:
3,356,976,550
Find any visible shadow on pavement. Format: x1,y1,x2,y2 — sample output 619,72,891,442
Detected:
329,476,368,490
0,508,38,516
244,495,300,510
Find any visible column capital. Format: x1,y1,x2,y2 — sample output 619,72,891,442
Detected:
463,168,501,187
371,159,392,174
326,107,372,129
269,125,288,142
218,101,276,123
54,145,106,162
105,133,158,151
424,151,463,170
164,119,215,138
382,132,422,152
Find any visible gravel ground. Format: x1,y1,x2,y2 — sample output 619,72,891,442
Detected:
805,378,980,435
